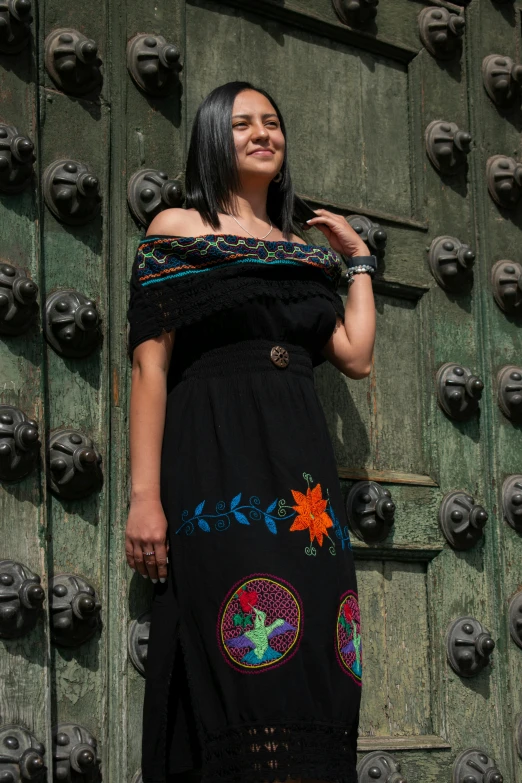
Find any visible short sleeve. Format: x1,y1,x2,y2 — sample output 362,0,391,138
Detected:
126,262,167,362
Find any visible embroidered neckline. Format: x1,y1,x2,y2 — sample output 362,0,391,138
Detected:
134,233,343,289
138,233,330,253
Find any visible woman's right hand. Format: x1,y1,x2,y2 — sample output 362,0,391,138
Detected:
125,498,170,583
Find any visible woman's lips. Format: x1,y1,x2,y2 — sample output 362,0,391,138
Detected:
249,150,274,156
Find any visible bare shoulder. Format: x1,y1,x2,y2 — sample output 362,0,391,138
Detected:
145,208,207,238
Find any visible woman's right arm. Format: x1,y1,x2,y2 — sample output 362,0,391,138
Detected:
125,330,175,583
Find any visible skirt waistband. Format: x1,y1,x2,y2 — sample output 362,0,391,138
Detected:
181,339,314,381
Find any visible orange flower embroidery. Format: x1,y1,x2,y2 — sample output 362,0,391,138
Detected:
290,483,333,546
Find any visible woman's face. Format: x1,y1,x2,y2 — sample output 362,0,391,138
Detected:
231,89,285,184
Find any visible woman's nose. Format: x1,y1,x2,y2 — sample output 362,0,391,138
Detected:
252,124,269,141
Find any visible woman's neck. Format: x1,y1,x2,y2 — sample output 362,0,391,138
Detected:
227,186,270,223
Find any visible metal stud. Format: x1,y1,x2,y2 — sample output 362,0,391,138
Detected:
446,616,495,677
425,120,472,175
44,28,102,95
452,748,503,783
127,168,184,227
0,560,45,639
0,262,38,335
427,236,475,292
436,362,483,420
490,259,522,314
345,214,387,259
0,124,35,194
508,591,522,650
482,54,522,107
50,574,102,647
42,159,101,225
44,289,101,358
52,723,101,782
331,0,378,26
438,490,488,550
0,724,46,782
0,0,33,54
501,475,522,532
345,480,395,543
357,750,407,783
47,428,102,499
486,155,522,209
418,7,465,60
128,611,151,675
0,404,40,482
127,33,182,96
497,365,522,422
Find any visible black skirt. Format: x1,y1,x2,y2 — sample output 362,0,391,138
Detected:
141,298,362,783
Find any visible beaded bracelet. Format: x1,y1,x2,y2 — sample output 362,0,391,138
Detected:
345,265,375,286
342,254,377,285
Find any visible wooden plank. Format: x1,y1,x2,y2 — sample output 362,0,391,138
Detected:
38,0,110,766
107,0,187,780
337,467,438,485
0,16,52,760
463,3,522,780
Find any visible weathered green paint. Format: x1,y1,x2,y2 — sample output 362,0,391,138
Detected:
1,1,521,782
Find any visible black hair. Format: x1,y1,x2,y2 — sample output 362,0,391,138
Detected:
185,81,296,239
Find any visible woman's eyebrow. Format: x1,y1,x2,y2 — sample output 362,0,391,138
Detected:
232,113,279,120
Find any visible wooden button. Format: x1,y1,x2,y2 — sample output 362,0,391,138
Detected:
270,345,289,368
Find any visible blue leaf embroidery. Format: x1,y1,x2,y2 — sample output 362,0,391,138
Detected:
230,493,242,510
197,519,210,532
265,499,277,513
264,515,277,535
195,501,205,516
233,511,250,525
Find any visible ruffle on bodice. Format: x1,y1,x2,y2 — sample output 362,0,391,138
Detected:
127,234,346,362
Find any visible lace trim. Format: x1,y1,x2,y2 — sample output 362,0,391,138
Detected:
127,275,345,360
200,721,359,783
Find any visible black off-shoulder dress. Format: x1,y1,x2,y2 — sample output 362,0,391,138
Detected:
127,235,362,783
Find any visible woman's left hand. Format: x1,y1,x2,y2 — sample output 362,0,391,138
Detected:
305,209,370,258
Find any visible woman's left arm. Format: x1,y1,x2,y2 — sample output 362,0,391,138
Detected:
304,208,376,380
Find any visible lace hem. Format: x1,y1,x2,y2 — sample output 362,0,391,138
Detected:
200,721,359,783
127,274,345,360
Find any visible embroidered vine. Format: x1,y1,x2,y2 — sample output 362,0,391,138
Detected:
175,493,296,536
175,471,351,557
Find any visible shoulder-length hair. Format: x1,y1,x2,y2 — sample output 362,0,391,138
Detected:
185,81,296,239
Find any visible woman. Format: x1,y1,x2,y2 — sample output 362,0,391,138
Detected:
126,81,376,783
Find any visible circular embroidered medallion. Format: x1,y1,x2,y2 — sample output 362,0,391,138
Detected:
336,590,362,685
219,574,303,673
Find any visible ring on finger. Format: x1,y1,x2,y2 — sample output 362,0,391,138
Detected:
143,550,155,556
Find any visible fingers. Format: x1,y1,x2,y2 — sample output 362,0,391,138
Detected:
154,541,169,582
127,538,169,583
306,209,343,229
133,542,148,579
143,548,159,582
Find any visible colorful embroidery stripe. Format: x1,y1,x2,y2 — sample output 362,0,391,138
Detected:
139,257,334,286
134,234,342,286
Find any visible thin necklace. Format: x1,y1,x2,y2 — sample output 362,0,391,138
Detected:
228,213,273,240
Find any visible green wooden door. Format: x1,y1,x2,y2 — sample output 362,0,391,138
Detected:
1,1,521,781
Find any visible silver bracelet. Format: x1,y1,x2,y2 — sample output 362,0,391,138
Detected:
344,264,375,285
